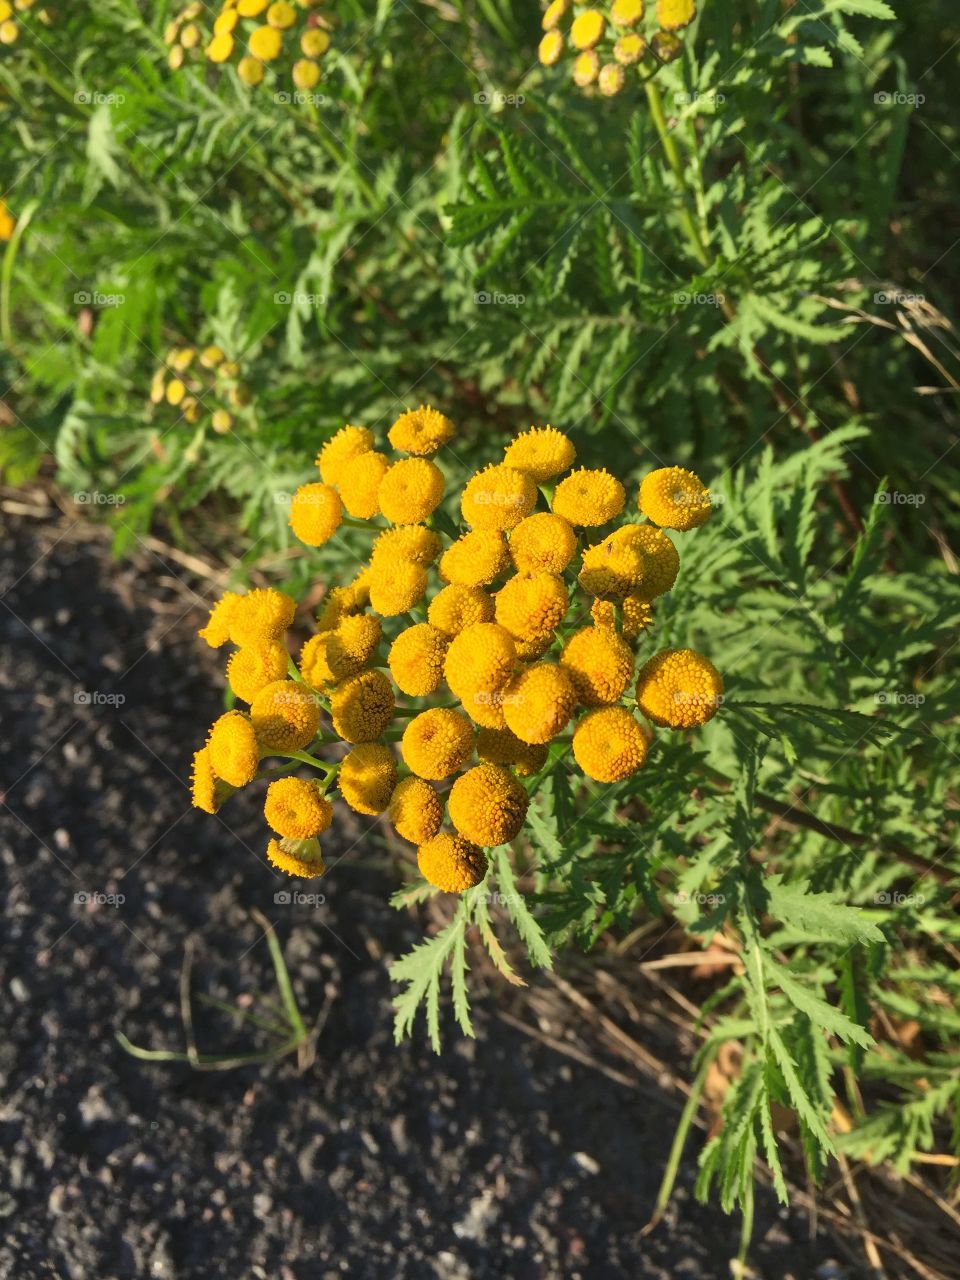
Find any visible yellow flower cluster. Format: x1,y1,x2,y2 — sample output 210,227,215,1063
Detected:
538,0,697,96
190,412,721,898
148,343,252,435
0,0,52,49
164,0,333,92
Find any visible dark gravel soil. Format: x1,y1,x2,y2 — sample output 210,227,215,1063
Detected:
0,505,855,1280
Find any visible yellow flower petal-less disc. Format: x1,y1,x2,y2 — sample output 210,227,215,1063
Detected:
264,777,333,839
638,465,712,530
635,648,723,728
448,763,528,847
572,706,648,782
401,707,474,780
339,743,398,815
417,832,487,893
389,777,443,844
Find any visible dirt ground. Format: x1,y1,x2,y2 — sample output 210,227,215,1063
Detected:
0,501,857,1280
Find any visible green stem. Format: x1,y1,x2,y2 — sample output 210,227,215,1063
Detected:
1,199,39,354
643,80,712,271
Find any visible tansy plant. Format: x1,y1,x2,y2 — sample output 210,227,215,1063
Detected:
165,0,333,92
538,0,696,96
191,414,721,983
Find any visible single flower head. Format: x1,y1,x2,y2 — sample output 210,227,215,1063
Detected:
266,836,326,879
553,467,626,527
503,426,576,483
460,465,537,532
227,639,290,703
508,512,577,574
502,662,577,744
573,706,648,782
228,588,296,647
401,707,474,780
207,710,260,787
264,777,333,839
656,0,697,32
388,623,448,696
289,482,343,547
439,529,510,586
635,647,723,728
330,669,395,743
444,623,518,727
448,763,529,847
638,466,712,531
427,583,495,637
339,743,398,815
388,777,444,844
368,560,429,617
191,746,236,814
495,570,569,642
378,458,445,525
370,525,442,570
388,405,456,455
561,625,634,705
571,8,605,48
417,832,487,893
250,680,321,752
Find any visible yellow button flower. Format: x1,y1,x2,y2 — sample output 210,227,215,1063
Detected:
317,424,374,485
573,51,600,87
614,32,646,64
377,458,445,525
0,18,17,43
611,0,644,26
267,836,326,878
191,746,236,814
538,30,565,66
289,482,342,547
300,615,381,688
388,405,455,456
502,662,577,744
401,707,474,780
573,706,648,781
542,0,569,30
368,560,429,617
553,467,625,527
651,30,683,61
638,465,712,530
292,58,320,90
461,464,537,532
267,0,296,27
370,525,442,570
228,588,297,647
339,743,398,815
237,0,269,13
388,623,448,696
214,11,238,34
250,679,321,751
439,529,510,587
264,777,333,838
561,625,634,705
249,23,282,59
427,583,494,637
495,570,568,642
476,726,547,777
448,763,528,847
599,63,625,95
238,53,264,81
316,573,370,630
508,512,577,574
330,669,395,743
227,639,290,702
207,711,260,787
656,0,696,31
388,777,443,844
444,623,517,727
338,450,390,519
198,590,242,648
571,9,604,49
579,524,678,599
503,425,576,483
206,32,235,62
166,378,186,406
301,28,330,56
417,832,487,893
635,648,723,728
